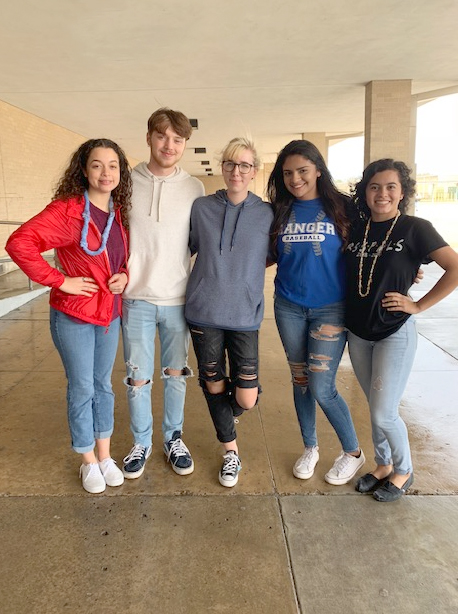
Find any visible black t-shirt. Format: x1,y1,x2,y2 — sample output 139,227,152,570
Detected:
345,214,447,341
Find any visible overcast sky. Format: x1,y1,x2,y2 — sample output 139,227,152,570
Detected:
328,93,458,181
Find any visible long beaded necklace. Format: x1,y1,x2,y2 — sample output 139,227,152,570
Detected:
357,211,400,298
80,190,115,256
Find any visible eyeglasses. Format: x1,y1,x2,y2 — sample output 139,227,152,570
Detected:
222,161,254,174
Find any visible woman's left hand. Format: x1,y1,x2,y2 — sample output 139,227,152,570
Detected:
108,272,128,295
382,292,419,314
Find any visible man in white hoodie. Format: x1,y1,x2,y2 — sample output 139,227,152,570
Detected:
121,108,205,479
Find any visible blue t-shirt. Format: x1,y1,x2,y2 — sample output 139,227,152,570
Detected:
275,198,346,308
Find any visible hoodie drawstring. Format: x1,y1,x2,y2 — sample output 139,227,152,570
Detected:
220,201,245,254
149,180,165,221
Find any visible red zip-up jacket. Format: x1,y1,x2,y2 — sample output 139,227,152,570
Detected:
5,196,129,326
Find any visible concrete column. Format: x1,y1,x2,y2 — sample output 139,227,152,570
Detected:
364,80,414,168
301,132,328,164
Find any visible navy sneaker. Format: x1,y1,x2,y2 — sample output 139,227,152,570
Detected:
163,431,194,476
219,450,242,487
122,444,152,479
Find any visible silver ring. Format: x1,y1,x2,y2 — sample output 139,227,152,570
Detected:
82,277,86,282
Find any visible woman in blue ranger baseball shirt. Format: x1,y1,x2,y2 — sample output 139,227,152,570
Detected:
268,140,364,486
347,159,458,501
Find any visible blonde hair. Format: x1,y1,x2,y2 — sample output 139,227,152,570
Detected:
219,137,260,169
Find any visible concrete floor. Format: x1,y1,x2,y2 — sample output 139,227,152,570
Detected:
1,264,458,614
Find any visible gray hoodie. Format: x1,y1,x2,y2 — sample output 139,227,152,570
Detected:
124,162,204,305
185,190,274,330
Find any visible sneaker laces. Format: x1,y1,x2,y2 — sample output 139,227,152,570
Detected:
123,444,147,464
166,437,190,461
99,457,117,470
79,462,99,478
298,447,317,467
221,452,240,476
332,452,353,475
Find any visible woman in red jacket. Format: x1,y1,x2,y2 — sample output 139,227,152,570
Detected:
6,139,131,493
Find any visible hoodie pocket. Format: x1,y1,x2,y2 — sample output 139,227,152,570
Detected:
186,277,261,328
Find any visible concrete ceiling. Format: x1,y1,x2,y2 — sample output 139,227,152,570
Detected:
1,0,458,176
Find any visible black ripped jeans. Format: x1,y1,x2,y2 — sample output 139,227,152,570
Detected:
189,325,259,442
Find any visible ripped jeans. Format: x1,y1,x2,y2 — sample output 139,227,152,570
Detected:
189,325,259,443
274,295,359,452
121,299,192,445
348,318,417,475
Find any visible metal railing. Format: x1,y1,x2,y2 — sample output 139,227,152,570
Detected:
1,220,33,290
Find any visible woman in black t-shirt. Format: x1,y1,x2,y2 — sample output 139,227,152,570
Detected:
345,159,458,502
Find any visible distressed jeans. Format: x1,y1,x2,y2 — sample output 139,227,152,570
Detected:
189,325,259,442
121,299,192,445
50,308,120,453
348,317,417,475
274,295,359,452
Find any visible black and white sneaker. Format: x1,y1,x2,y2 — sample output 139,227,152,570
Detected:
219,450,242,488
163,431,194,476
122,444,152,479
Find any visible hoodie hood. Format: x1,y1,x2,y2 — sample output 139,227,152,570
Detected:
132,162,192,221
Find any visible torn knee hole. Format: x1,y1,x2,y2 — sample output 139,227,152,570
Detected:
127,378,150,387
310,324,344,341
239,373,257,381
309,353,331,372
162,366,193,378
288,361,308,387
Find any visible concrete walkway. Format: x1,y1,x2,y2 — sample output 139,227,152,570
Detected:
1,264,457,613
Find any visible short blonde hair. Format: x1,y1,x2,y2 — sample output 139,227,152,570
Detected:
220,137,260,169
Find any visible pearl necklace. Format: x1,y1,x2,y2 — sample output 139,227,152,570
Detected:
80,190,115,256
358,211,400,298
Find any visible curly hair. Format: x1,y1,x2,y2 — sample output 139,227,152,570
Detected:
267,140,350,258
53,139,132,228
351,158,416,219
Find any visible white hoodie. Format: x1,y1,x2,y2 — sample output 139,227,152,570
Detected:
124,162,205,305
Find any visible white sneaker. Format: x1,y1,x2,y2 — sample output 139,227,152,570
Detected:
325,450,365,485
99,458,124,487
80,463,106,494
293,446,319,480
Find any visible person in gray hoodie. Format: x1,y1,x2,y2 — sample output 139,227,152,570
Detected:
121,108,204,479
186,137,273,487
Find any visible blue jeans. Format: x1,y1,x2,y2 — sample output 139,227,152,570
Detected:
274,295,359,452
50,308,120,453
121,299,192,445
348,318,417,475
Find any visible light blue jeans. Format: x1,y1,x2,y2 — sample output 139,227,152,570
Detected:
347,318,417,475
121,299,192,445
274,295,359,452
50,308,120,453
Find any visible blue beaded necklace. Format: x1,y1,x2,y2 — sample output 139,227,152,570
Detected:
80,190,115,256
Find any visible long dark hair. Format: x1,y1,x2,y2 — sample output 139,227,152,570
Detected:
267,140,350,257
53,138,132,228
351,158,416,219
